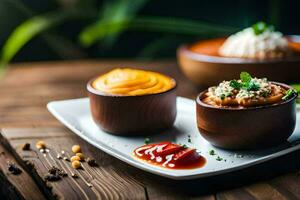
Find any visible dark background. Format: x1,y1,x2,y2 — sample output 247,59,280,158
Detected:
1,0,299,63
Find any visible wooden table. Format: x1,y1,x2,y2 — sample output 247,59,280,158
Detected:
0,60,300,200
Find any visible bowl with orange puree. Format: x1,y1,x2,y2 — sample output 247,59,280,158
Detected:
87,68,177,135
196,72,297,150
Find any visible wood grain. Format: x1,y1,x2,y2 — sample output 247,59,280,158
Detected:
0,134,45,200
0,60,299,200
1,127,147,200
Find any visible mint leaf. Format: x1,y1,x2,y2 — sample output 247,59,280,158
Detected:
240,72,252,84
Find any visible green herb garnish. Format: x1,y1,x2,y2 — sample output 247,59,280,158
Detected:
252,21,274,35
234,71,260,91
144,138,150,144
220,94,226,100
240,72,252,83
216,156,223,161
229,80,242,89
187,135,192,143
261,91,269,98
247,80,260,91
282,89,297,100
209,149,216,155
181,144,188,149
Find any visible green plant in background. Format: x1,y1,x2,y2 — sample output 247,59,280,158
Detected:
291,84,300,103
0,0,240,69
0,0,282,70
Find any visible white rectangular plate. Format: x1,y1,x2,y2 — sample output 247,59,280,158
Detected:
47,97,300,180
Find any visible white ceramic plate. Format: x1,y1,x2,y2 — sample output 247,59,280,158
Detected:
47,97,300,180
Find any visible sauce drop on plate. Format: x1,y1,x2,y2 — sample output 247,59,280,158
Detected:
133,142,206,169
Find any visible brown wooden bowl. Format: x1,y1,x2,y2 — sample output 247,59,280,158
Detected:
177,36,300,87
196,82,297,150
87,77,177,135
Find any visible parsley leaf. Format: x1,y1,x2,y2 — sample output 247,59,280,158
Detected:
239,72,261,91
240,72,252,84
247,80,260,91
229,80,242,89
282,89,297,100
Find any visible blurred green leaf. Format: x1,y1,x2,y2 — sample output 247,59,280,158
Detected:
79,16,239,47
0,11,68,66
79,0,149,47
291,84,300,104
291,84,300,92
131,17,238,35
268,0,281,28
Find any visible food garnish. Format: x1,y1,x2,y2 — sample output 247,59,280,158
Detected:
21,143,30,151
56,153,62,159
188,135,192,143
282,88,297,100
87,158,98,167
216,156,223,161
71,160,82,169
219,22,290,59
71,145,81,154
71,155,81,162
144,138,150,144
36,140,46,150
208,149,216,156
133,142,205,169
44,166,67,181
252,21,274,35
7,162,22,175
76,153,85,161
205,72,288,107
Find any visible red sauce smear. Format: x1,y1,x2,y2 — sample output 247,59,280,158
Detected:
133,142,206,169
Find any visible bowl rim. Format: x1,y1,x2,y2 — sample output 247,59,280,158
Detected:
178,35,300,64
196,81,298,111
87,74,177,98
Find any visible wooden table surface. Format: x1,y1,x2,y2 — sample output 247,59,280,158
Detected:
0,60,300,200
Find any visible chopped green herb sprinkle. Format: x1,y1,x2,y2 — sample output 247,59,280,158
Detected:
187,135,192,143
181,144,188,149
229,80,242,89
209,150,216,155
144,138,150,144
216,156,223,161
220,94,226,100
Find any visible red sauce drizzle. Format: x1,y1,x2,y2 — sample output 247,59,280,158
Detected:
133,142,206,169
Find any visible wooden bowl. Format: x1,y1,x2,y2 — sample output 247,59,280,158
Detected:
196,82,297,150
87,78,177,135
177,36,300,87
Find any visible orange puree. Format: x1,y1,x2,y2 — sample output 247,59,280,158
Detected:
92,68,176,96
